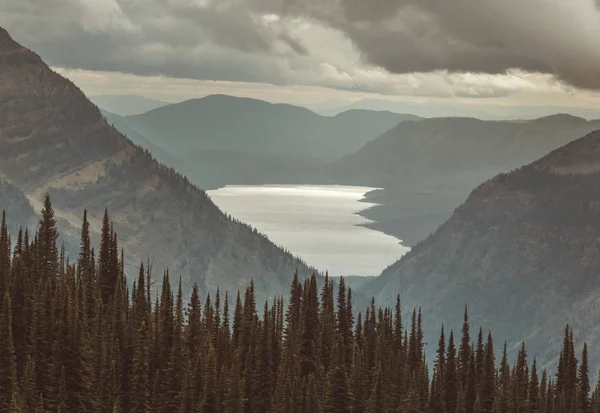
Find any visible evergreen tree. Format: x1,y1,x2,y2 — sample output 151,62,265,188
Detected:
324,337,353,413
38,195,59,281
480,332,496,413
444,330,459,413
130,321,150,413
458,306,471,387
579,343,590,413
527,358,539,413
0,292,18,412
224,351,245,413
366,365,385,413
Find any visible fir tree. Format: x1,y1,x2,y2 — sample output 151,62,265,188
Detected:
324,337,353,413
444,330,459,413
224,351,245,413
0,293,18,412
480,332,496,413
579,343,590,413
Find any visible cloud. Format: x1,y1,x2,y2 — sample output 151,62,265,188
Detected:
278,0,600,90
2,0,600,95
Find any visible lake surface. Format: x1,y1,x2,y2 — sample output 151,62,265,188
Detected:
207,185,409,276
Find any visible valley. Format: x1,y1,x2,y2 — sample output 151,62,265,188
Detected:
103,98,600,248
3,18,600,387
3,0,600,410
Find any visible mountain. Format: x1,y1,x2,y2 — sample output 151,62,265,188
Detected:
363,129,600,368
0,25,314,301
317,98,600,120
332,115,600,245
125,95,418,161
116,95,420,188
89,94,169,116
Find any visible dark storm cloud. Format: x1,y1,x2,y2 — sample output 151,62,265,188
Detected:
283,0,600,90
2,0,600,90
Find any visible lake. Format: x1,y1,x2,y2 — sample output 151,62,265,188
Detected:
207,185,409,276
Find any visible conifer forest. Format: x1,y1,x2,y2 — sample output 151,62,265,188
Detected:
0,196,596,413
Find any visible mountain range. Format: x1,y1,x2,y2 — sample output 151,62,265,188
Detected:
113,96,419,188
0,25,314,303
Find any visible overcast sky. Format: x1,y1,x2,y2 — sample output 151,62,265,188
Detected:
3,0,600,110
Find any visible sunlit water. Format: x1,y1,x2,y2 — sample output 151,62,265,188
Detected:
207,185,410,276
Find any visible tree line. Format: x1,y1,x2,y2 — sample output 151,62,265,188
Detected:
0,195,597,413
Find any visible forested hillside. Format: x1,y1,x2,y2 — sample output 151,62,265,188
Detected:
366,129,600,374
0,204,595,413
0,25,314,304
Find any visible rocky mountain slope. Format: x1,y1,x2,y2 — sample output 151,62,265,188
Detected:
363,129,600,368
333,115,600,244
0,25,314,301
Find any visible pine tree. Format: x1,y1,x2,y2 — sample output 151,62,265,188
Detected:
10,391,21,413
366,364,385,413
57,366,68,413
527,358,539,413
458,306,471,387
444,330,459,413
299,274,319,378
21,356,37,412
579,343,590,413
130,321,150,413
480,332,496,413
38,195,59,281
324,337,353,413
224,351,245,413
0,293,18,412
203,346,220,413
475,327,484,383
0,211,10,307
436,325,446,382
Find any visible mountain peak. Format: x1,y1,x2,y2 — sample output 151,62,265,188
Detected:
0,25,19,51
530,113,587,125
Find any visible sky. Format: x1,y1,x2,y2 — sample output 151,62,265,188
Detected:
3,0,600,112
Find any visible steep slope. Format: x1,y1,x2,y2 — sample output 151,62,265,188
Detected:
364,129,600,368
333,116,600,244
0,25,313,301
90,94,169,116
